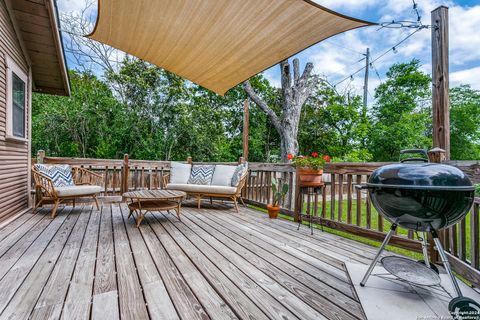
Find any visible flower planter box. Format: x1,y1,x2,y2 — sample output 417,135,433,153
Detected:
297,168,323,187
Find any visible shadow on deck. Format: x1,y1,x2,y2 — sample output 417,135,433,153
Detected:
0,201,381,319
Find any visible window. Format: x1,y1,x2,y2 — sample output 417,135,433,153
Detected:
6,57,28,140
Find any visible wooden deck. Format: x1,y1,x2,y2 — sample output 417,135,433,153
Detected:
0,201,387,320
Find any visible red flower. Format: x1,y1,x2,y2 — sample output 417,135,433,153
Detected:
323,155,331,162
287,154,293,160
311,152,319,158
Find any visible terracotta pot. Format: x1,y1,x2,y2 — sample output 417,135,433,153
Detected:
297,168,323,187
267,204,280,219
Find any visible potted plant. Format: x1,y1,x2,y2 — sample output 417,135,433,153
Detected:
289,152,330,187
267,178,288,219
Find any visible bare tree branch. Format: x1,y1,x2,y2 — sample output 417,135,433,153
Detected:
293,59,300,85
243,80,282,132
280,60,291,90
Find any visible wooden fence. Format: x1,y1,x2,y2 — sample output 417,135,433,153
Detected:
35,152,480,288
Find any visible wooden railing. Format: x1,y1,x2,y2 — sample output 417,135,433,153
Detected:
34,151,480,288
243,160,480,288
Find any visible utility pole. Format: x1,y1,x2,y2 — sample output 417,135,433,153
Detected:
242,98,249,161
363,47,370,109
431,6,450,159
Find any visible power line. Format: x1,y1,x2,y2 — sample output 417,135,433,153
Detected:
370,61,383,83
332,27,424,87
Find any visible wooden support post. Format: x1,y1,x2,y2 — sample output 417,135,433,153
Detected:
121,154,129,195
243,98,249,161
427,147,446,263
37,150,45,164
431,6,450,160
186,156,192,164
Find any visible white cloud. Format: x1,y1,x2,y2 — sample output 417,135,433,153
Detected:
451,66,480,89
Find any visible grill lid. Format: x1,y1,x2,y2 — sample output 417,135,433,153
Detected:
367,163,474,191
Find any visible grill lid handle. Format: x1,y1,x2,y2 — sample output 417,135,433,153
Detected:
399,149,429,163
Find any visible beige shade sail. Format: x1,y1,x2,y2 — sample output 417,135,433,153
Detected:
88,0,374,95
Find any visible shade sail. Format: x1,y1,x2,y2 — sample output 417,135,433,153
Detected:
88,0,374,95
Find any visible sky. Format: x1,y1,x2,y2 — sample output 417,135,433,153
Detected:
57,0,480,100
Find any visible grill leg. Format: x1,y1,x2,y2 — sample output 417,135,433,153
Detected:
421,232,431,268
360,224,397,287
432,231,463,297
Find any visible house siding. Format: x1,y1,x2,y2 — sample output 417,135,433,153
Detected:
0,0,30,222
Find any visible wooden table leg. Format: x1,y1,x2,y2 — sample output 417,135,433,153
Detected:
175,202,181,220
135,209,145,227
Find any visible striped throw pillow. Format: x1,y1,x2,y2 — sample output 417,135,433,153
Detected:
35,164,75,187
188,165,215,185
231,162,248,187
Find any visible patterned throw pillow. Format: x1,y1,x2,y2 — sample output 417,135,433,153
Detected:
34,164,75,187
231,162,248,187
188,165,215,185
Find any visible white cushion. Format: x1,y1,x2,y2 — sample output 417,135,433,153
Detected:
55,185,102,197
166,183,237,195
211,165,237,186
170,162,191,184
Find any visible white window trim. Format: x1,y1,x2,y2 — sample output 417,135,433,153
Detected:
5,56,28,142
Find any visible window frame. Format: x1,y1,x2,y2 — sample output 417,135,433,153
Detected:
5,56,28,142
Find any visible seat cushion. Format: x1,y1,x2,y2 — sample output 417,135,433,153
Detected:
166,183,236,195
188,165,215,185
211,165,237,186
55,185,102,197
170,162,192,184
34,164,74,187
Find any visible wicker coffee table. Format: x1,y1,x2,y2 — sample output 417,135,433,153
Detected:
123,190,186,227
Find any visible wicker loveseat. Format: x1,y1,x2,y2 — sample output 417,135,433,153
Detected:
32,164,103,218
164,161,248,212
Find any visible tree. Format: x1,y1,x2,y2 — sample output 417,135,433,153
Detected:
368,60,432,161
450,85,480,160
299,81,371,161
243,59,319,162
32,71,124,158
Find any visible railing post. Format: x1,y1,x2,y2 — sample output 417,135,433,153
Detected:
427,148,446,263
187,156,192,164
294,169,300,222
37,150,45,164
428,147,446,163
121,154,129,195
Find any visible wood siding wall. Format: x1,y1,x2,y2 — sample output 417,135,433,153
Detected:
0,1,30,222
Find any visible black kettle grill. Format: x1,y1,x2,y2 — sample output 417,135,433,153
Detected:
358,149,480,317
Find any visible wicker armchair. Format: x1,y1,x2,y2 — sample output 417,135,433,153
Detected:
32,166,103,218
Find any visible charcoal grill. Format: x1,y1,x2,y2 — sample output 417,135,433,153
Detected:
357,149,480,318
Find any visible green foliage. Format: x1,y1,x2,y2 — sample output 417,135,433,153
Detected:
299,80,371,161
32,58,279,161
475,184,480,197
271,178,288,206
32,58,480,163
450,85,480,160
32,70,124,158
368,59,432,161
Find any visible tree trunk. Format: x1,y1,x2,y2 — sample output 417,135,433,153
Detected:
244,58,318,162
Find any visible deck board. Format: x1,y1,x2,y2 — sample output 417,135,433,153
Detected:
0,202,372,320
182,209,363,319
